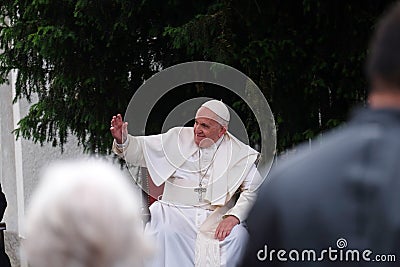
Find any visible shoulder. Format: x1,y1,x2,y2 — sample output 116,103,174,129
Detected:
161,127,193,138
159,127,194,146
163,126,192,134
259,122,373,204
225,132,258,155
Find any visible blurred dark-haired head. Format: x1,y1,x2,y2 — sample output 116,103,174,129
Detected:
367,2,400,92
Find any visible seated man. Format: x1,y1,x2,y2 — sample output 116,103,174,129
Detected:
111,100,262,267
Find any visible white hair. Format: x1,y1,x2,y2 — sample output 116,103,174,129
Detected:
24,158,152,267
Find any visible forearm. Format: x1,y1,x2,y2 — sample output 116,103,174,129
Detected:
224,190,257,222
224,164,262,222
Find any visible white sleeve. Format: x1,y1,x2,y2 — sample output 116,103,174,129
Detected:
224,164,263,222
115,137,129,149
112,134,147,167
240,164,263,192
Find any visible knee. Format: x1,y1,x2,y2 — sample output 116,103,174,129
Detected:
225,224,249,246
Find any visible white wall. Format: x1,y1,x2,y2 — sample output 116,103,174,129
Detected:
1,70,144,267
0,72,85,267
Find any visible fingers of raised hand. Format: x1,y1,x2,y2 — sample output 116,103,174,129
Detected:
116,114,122,123
111,114,124,128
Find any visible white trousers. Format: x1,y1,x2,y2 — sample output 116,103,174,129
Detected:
144,202,249,267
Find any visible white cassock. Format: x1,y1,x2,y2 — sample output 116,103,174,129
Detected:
113,127,262,267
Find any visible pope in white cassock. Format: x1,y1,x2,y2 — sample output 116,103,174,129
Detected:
110,100,263,267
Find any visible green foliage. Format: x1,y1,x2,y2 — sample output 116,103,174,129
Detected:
0,0,396,153
164,0,396,151
0,0,192,153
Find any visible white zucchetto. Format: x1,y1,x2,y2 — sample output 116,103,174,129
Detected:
199,100,230,125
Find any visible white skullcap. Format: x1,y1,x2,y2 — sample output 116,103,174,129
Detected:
201,100,230,123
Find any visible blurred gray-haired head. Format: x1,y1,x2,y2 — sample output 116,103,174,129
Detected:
24,159,151,267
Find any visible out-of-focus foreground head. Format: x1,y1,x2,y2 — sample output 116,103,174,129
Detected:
24,159,151,267
367,1,400,91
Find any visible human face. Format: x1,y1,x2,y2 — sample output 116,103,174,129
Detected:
193,117,226,148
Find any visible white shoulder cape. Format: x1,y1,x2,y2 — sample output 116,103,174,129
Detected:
140,127,259,206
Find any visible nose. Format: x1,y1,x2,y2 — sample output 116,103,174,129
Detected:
194,125,202,134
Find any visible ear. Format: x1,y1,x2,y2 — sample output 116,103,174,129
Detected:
219,126,227,137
